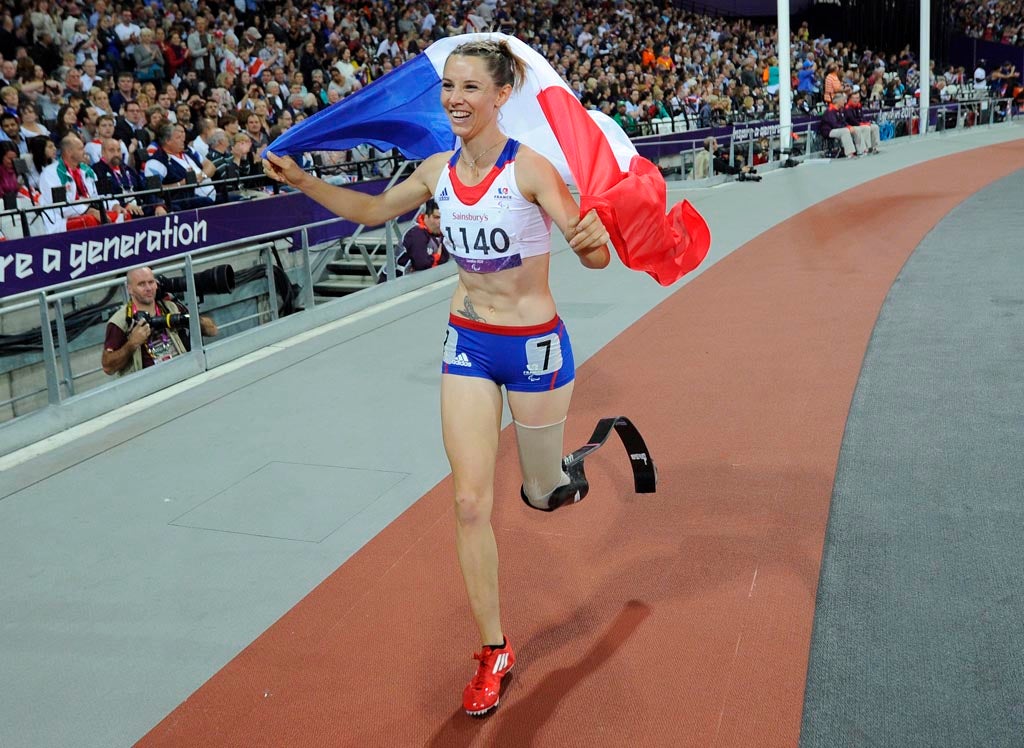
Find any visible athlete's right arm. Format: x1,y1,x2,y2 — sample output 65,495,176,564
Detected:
263,151,447,227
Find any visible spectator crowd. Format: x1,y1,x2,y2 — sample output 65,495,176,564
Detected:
0,0,1020,236
950,0,1023,47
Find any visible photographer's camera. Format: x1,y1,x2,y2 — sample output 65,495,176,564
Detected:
132,310,190,333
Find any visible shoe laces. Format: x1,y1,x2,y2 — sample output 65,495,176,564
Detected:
472,645,499,666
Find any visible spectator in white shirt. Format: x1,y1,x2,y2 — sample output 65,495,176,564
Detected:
114,9,141,57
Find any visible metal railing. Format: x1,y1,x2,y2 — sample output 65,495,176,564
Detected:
0,158,424,442
0,151,408,241
667,95,1017,181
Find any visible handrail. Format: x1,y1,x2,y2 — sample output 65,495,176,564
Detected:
0,150,408,236
1,207,365,306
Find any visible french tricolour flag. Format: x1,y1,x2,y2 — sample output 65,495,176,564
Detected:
268,33,710,286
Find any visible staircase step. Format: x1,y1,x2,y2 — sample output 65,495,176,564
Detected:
314,277,378,296
327,259,385,276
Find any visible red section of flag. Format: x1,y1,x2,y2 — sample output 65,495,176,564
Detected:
537,87,711,286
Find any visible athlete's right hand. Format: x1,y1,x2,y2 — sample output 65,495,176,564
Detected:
264,151,309,190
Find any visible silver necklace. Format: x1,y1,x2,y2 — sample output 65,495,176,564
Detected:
460,138,505,172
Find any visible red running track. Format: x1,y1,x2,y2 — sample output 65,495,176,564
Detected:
139,141,1024,747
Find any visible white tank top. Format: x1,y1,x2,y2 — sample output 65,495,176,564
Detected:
434,139,552,274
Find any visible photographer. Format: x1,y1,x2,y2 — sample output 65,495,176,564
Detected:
101,266,218,376
703,136,760,180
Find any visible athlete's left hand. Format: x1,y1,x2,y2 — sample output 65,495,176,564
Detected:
567,209,611,269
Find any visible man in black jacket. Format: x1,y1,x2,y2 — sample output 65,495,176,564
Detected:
93,138,167,217
843,92,879,154
380,199,448,282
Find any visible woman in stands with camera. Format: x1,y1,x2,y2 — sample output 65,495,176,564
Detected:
264,39,610,718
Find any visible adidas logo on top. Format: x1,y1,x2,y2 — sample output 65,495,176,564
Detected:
439,187,450,201
447,352,472,367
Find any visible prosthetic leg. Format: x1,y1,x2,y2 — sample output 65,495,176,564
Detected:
518,416,657,512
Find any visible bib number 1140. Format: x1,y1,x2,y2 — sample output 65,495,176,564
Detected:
445,226,510,255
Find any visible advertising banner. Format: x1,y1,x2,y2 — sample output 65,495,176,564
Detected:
0,179,390,299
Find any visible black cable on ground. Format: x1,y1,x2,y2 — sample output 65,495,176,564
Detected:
0,287,121,356
2,254,302,357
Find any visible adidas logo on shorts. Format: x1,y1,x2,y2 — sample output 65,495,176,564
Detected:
447,352,472,367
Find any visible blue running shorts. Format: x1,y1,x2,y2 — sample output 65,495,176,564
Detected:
441,314,575,392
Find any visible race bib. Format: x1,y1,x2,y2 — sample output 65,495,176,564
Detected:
524,333,562,375
443,207,521,273
442,326,459,364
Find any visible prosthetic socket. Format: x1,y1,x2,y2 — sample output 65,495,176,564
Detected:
515,419,590,512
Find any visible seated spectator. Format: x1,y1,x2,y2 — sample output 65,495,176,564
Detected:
175,102,196,141
69,18,96,67
1,85,18,117
30,1,60,46
80,59,99,92
88,87,112,118
161,30,190,80
110,71,137,114
820,92,858,158
242,111,269,154
93,137,167,218
18,102,50,141
85,114,128,164
205,129,233,198
114,9,141,61
932,77,954,104
276,109,294,132
97,12,126,73
115,100,147,157
189,117,216,162
63,66,87,99
38,133,124,233
38,80,64,123
882,78,903,107
24,135,57,192
381,198,448,281
144,123,216,211
844,92,879,154
31,30,62,76
134,28,165,83
225,132,261,184
0,141,20,196
612,100,639,136
141,105,167,157
798,59,819,100
54,103,85,142
101,266,218,377
218,113,240,138
0,112,28,154
187,17,221,86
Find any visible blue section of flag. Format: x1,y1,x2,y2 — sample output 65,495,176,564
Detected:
264,54,455,160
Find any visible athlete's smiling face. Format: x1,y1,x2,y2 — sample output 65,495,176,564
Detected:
441,55,511,140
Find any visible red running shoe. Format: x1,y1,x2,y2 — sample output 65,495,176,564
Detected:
463,640,515,716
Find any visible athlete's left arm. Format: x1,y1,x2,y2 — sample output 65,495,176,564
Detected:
515,147,610,270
